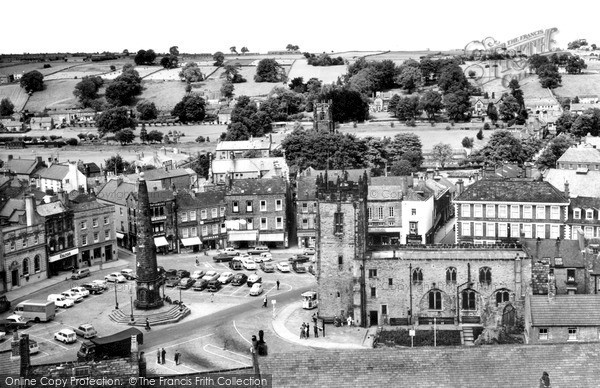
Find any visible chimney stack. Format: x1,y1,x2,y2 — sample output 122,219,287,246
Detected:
548,271,556,302
19,334,31,376
524,162,533,178
456,179,464,196
25,194,37,227
564,181,570,198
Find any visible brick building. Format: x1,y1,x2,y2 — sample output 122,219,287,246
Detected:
225,178,289,248
454,179,570,244
175,189,227,251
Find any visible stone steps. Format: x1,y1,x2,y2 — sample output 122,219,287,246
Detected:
462,327,474,346
109,305,190,326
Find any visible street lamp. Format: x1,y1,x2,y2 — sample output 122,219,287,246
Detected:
130,288,134,322
114,283,119,310
179,286,183,311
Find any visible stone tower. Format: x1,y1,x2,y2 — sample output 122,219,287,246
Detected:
313,100,334,132
316,171,368,326
134,173,163,309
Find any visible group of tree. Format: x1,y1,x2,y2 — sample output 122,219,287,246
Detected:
104,154,136,174
139,125,164,144
222,63,246,83
537,134,577,169
20,70,45,93
179,62,204,83
345,58,397,95
394,59,422,94
304,53,344,66
286,44,300,52
254,59,286,82
136,100,158,121
97,106,136,135
171,93,206,123
213,52,225,66
160,46,179,69
465,130,543,166
0,98,15,116
496,79,528,125
556,108,600,137
388,90,443,121
134,49,157,66
528,55,562,88
225,96,272,140
105,66,143,106
567,39,589,50
73,76,104,108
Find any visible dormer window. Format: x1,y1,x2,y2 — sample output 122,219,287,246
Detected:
574,209,581,219
586,209,594,220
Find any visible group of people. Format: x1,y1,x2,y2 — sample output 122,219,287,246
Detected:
300,322,319,339
334,315,353,327
156,348,182,365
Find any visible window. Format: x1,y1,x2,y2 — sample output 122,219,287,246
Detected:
388,278,393,286
461,204,471,217
461,289,477,310
22,258,29,275
82,235,88,246
260,200,267,211
201,209,207,219
34,255,40,273
381,305,388,315
212,224,218,235
479,267,492,285
567,269,576,283
550,224,560,239
474,204,483,217
536,224,546,239
181,212,188,222
412,268,423,284
232,201,239,213
211,208,218,218
495,290,510,306
105,230,110,239
461,222,470,236
81,221,87,230
574,209,581,219
586,209,594,220
104,216,109,225
536,206,545,219
93,232,99,242
152,224,164,233
182,228,189,238
276,217,283,229
191,227,198,237
474,222,483,236
302,218,308,228
523,223,532,238
246,201,253,212
523,205,532,218
190,211,196,221
302,203,308,213
368,269,378,278
370,287,377,298
22,237,27,248
334,212,344,234
550,206,560,220
409,221,418,235
260,218,268,230
92,218,98,227
388,207,395,217
538,328,548,340
247,218,254,230
446,267,457,284
377,207,384,220
220,207,225,217
498,205,507,218
585,226,594,238
428,290,442,310
276,199,282,211
9,240,15,251
511,223,520,238
338,255,343,267
568,327,578,341
411,208,416,216
486,223,495,237
119,207,123,215
486,205,495,218
202,225,208,236
510,205,520,219
498,223,507,237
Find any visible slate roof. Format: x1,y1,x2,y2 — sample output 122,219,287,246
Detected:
569,103,597,112
569,196,600,223
211,157,287,174
36,200,67,216
530,295,600,326
175,189,226,209
522,238,584,268
557,146,600,164
37,164,69,180
0,198,24,218
3,158,42,175
95,179,136,206
455,179,569,203
228,177,286,196
259,344,600,387
544,168,600,198
370,249,521,260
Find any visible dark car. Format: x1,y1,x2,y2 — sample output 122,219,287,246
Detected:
229,259,243,270
289,255,310,264
214,253,235,263
308,265,316,276
165,269,177,278
207,280,222,292
165,276,180,288
193,279,209,291
176,270,191,279
260,262,275,273
80,282,104,295
292,261,307,273
177,277,195,289
231,273,248,286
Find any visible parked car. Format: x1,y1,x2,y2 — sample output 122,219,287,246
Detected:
292,262,307,273
80,282,104,295
165,277,180,288
192,279,209,291
71,269,91,280
91,279,109,290
289,255,310,264
249,283,263,296
158,266,166,278
254,252,273,263
260,262,275,273
276,262,291,273
177,277,195,289
218,272,234,284
229,258,243,270
242,258,257,270
70,287,90,298
308,265,316,276
206,280,222,292
29,339,39,354
54,329,77,344
231,273,248,286
105,273,126,283
61,291,83,303
247,274,262,287
202,271,219,282
74,324,97,339
248,246,270,255
191,270,205,280
220,247,240,256
165,269,177,278
213,253,235,263
48,294,74,308
176,270,191,279
120,269,137,280
303,247,316,255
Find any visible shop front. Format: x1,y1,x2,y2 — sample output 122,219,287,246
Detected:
180,237,202,253
49,247,79,276
297,231,316,248
154,236,169,254
228,230,258,249
259,232,287,248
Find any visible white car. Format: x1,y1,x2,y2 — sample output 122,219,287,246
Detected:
61,290,83,303
218,272,234,284
249,283,263,296
221,247,240,256
91,279,109,290
241,258,257,270
254,252,273,263
303,247,316,255
276,262,291,273
54,329,77,344
48,294,75,308
70,287,90,298
202,271,219,282
105,273,126,283
191,270,205,280
238,253,252,261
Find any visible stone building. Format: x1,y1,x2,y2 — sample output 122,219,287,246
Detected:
95,178,136,250
556,145,600,171
175,188,227,251
36,195,76,276
215,137,273,160
313,101,334,132
36,162,88,193
2,155,46,183
126,189,175,254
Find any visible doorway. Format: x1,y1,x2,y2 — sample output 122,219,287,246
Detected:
11,269,19,288
369,310,378,326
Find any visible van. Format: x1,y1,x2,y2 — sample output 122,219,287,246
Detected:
14,300,56,322
48,294,74,308
71,269,90,280
229,259,243,270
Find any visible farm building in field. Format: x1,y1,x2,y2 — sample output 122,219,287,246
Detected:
29,117,54,130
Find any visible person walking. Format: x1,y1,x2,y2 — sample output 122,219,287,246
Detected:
276,280,280,290
262,296,267,308
210,293,214,303
322,322,325,338
195,257,199,266
300,323,305,339
312,313,317,325
313,323,318,338
156,348,161,364
161,348,166,364
174,350,179,365
145,318,151,331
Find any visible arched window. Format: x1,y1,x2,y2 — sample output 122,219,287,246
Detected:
462,289,477,310
22,258,29,275
412,267,423,284
495,290,510,306
428,290,442,310
479,267,492,285
446,267,457,284
34,255,40,273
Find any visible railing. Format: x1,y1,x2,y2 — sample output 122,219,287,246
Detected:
369,242,523,251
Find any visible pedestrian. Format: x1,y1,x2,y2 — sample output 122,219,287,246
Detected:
161,348,166,364
145,318,151,331
322,322,325,338
210,293,214,303
313,323,318,338
195,257,199,266
300,323,305,339
156,348,161,364
276,280,280,290
262,296,267,308
312,313,317,325
347,316,353,327
174,350,179,365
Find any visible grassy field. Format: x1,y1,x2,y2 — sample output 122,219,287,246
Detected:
139,80,187,111
552,74,600,98
0,83,29,111
44,60,132,80
23,79,80,111
287,60,346,84
0,61,77,77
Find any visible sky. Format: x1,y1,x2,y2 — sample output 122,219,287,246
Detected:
5,0,600,55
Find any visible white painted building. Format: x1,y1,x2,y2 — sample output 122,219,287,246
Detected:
37,162,87,193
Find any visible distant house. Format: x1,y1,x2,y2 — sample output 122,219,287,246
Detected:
2,155,46,183
211,157,289,184
0,74,14,84
569,103,597,115
0,119,23,132
470,97,502,117
29,117,54,130
217,107,233,124
215,137,272,160
36,162,87,193
556,145,600,171
47,108,96,126
578,95,599,104
525,90,562,124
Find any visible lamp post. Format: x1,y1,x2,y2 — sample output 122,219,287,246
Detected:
130,288,134,322
179,286,183,311
114,283,119,310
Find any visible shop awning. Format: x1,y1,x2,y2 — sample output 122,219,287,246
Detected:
228,230,258,242
258,233,285,242
154,236,169,247
116,232,124,239
49,248,80,263
180,237,202,246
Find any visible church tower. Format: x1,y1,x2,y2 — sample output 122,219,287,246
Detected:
134,173,164,309
313,100,334,132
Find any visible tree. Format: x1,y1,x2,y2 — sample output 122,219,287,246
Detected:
566,56,587,74
139,124,148,143
431,143,453,167
254,59,286,82
213,52,225,66
160,55,178,69
289,77,306,93
476,129,484,140
220,80,234,99
179,62,204,83
0,98,15,116
171,93,206,123
395,96,421,121
104,154,135,174
97,107,137,134
136,101,158,120
419,90,443,120
387,94,401,115
443,90,471,121
241,47,249,54
437,63,470,94
388,133,423,169
20,70,44,93
570,114,595,137
169,46,179,56
498,95,521,122
230,46,237,54
395,66,422,94
105,68,142,106
556,112,576,134
537,134,577,169
222,63,246,83
73,76,103,107
115,129,135,145
537,64,562,89
147,130,164,143
134,49,156,65
462,136,474,149
318,85,369,123
567,39,588,50
188,152,211,179
389,160,415,176
487,103,499,124
225,122,251,141
528,54,550,74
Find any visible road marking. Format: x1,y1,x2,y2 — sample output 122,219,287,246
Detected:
206,343,251,360
30,334,69,350
203,344,250,366
230,286,246,296
157,362,179,374
162,359,201,373
232,320,252,345
163,333,214,349
204,263,214,269
219,263,229,269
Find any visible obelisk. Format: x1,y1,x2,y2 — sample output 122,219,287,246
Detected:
134,173,163,309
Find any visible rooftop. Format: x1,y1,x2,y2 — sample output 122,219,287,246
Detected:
557,146,600,164
211,157,287,175
370,247,523,260
175,189,226,208
455,178,568,203
3,157,43,175
216,138,272,151
36,200,67,217
521,238,584,268
544,168,600,198
36,164,69,180
95,179,136,206
530,295,600,326
228,177,286,196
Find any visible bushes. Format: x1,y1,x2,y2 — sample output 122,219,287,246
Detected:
378,329,461,347
195,136,205,143
65,138,78,146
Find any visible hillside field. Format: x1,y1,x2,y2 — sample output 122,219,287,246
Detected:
0,83,29,111
23,79,80,111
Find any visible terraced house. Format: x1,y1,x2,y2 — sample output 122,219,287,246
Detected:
175,188,227,251
454,179,570,244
